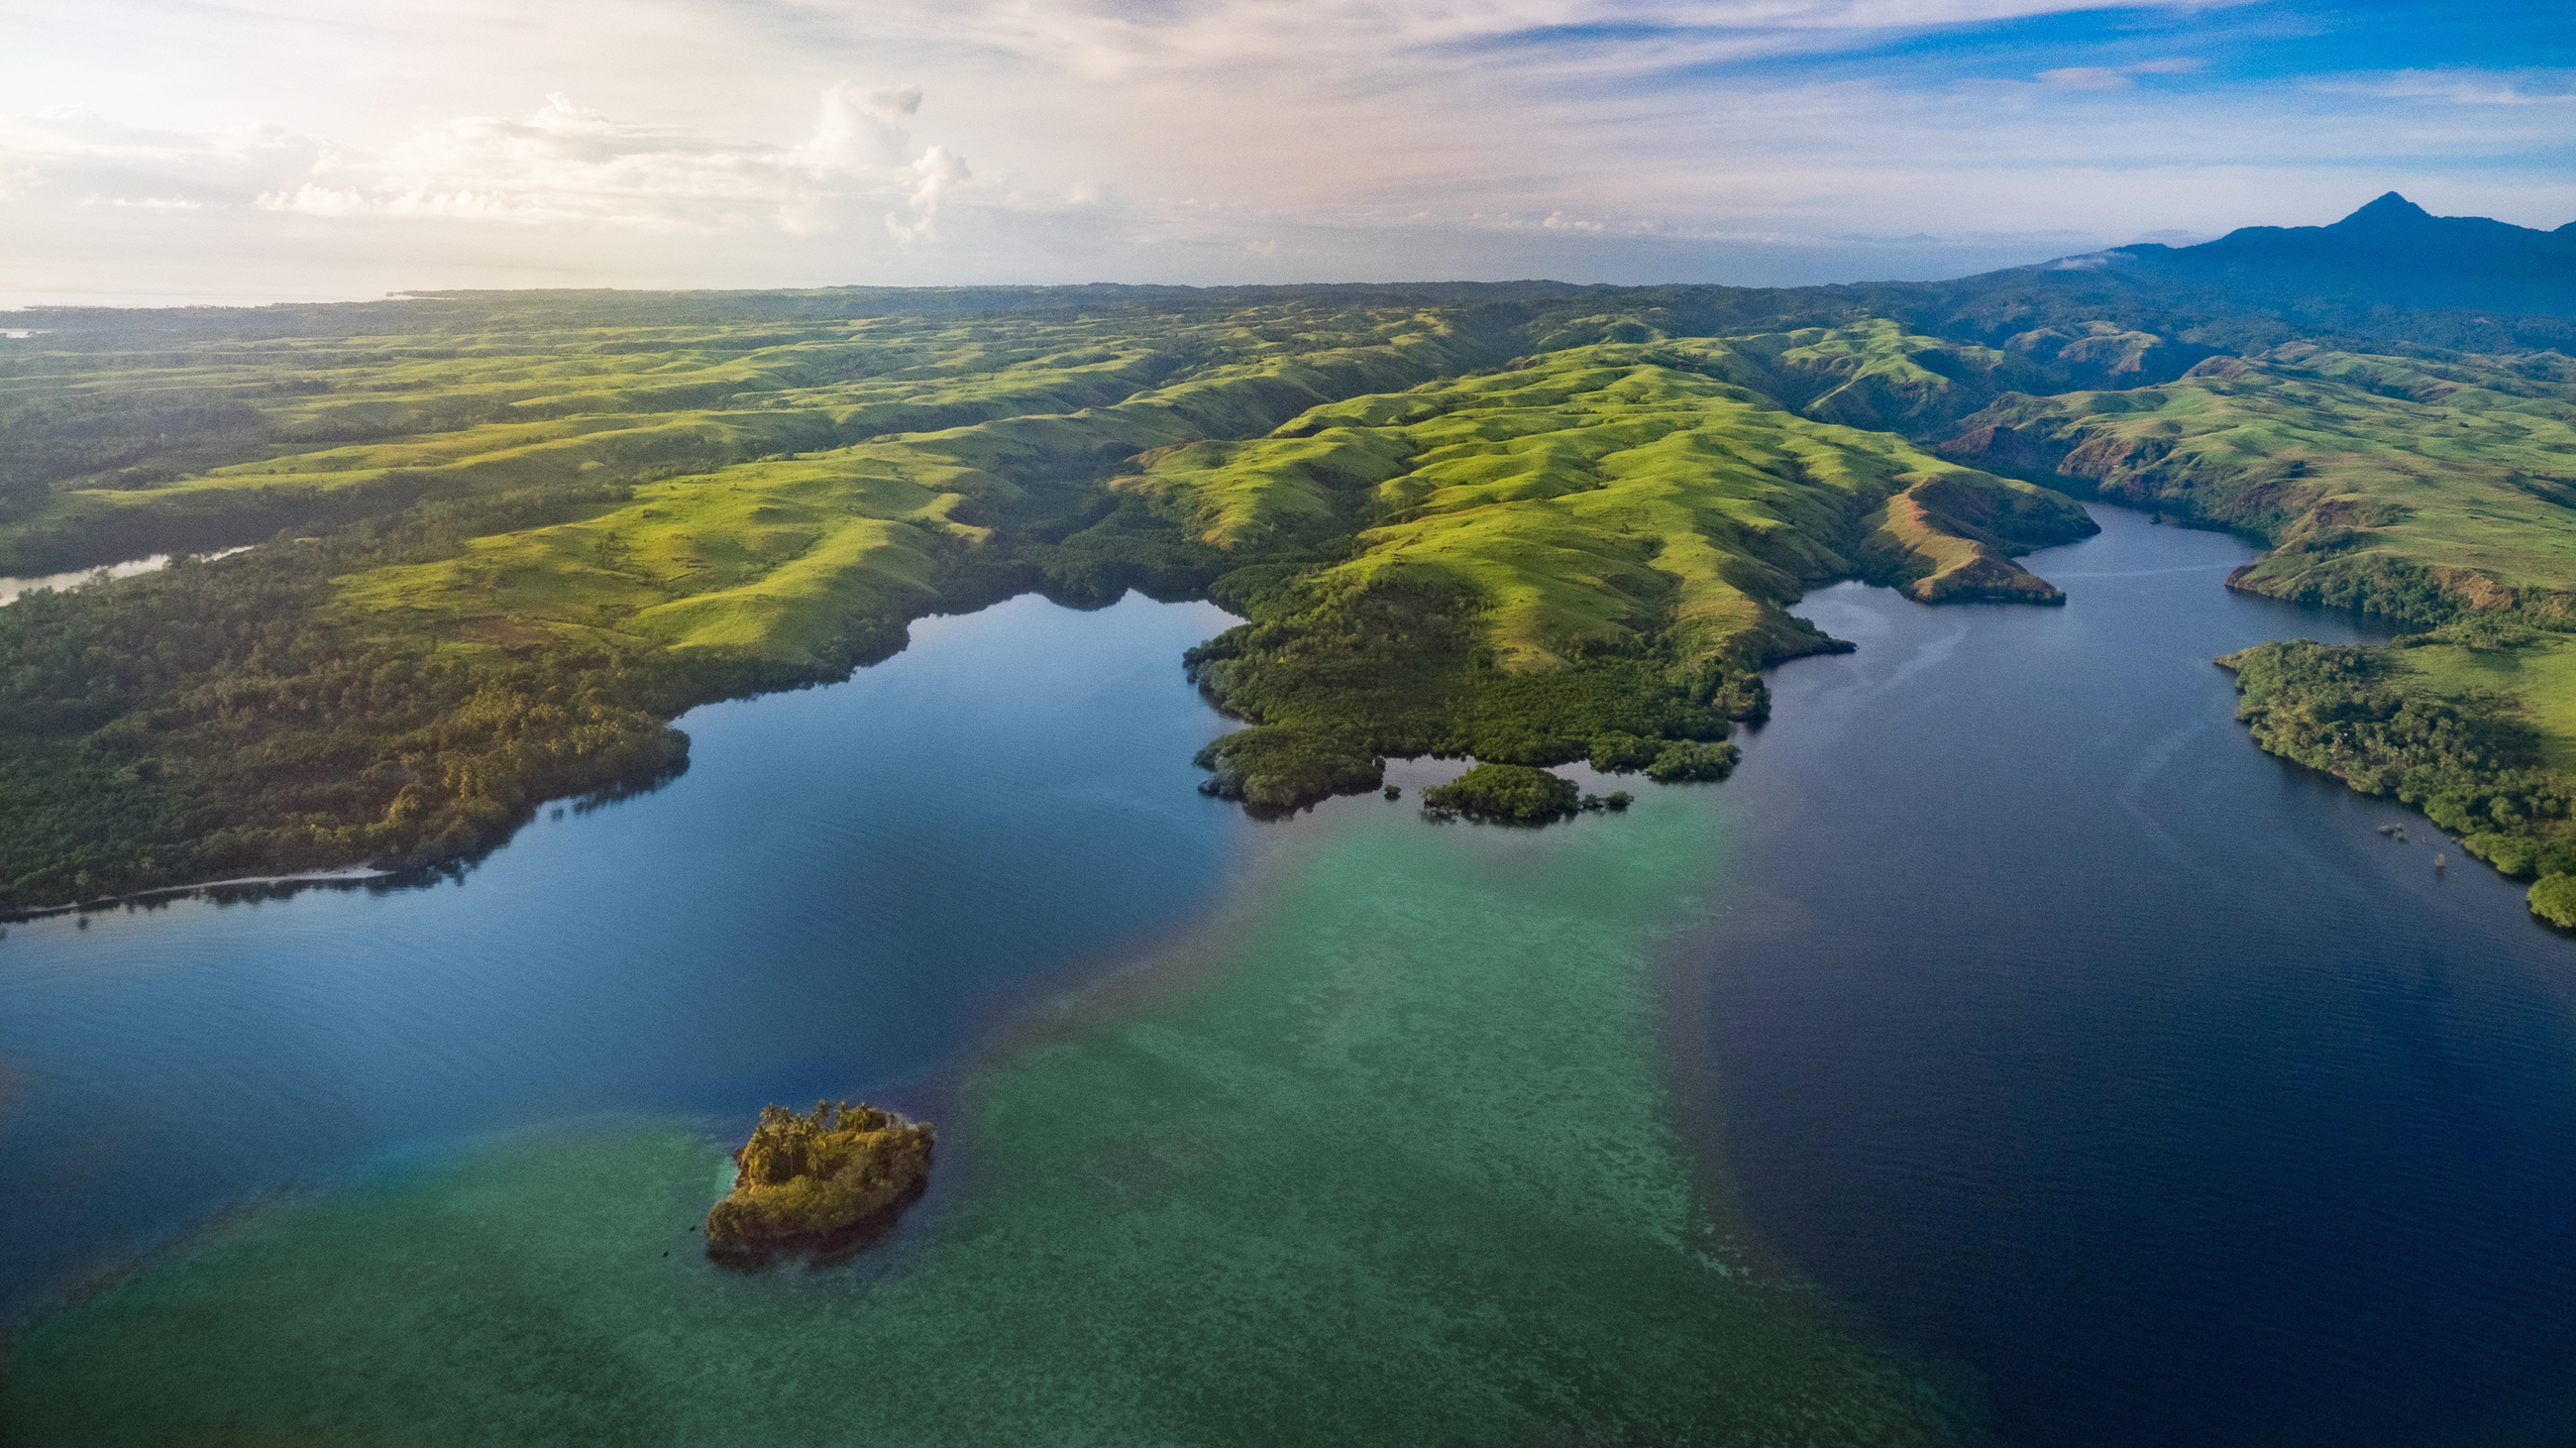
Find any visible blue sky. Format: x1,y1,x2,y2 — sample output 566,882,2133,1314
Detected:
1,0,2567,305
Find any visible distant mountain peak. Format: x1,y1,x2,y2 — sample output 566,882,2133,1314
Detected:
2098,190,2576,320
2333,191,2435,230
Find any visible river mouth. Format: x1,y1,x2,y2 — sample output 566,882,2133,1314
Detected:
3,510,2574,1446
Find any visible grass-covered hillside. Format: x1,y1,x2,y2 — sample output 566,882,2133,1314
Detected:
1939,341,2576,918
1940,343,2576,624
0,298,1518,907
12,226,2576,916
1162,335,2092,807
0,301,1498,576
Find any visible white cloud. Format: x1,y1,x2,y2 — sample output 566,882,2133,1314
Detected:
788,0,2236,82
887,145,971,244
5,89,980,241
1,0,2570,300
0,110,335,204
2033,56,2201,89
861,88,923,121
2326,70,2576,107
2036,66,2132,90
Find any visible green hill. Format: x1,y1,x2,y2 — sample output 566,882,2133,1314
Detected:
1164,336,2091,808
14,200,2576,915
1939,339,2576,915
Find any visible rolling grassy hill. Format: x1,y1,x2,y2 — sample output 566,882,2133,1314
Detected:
1939,340,2576,912
1148,335,2091,808
14,195,2576,916
1940,342,2576,626
0,300,1517,906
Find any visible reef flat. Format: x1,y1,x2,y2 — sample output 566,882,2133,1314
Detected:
0,789,1972,1447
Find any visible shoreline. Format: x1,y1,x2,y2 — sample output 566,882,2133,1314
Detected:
3,865,397,924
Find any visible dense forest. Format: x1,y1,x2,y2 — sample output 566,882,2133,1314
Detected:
11,194,2576,917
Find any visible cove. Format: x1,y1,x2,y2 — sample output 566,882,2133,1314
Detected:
0,598,1951,1442
0,592,1254,1319
4,508,2575,1446
1695,506,2576,1447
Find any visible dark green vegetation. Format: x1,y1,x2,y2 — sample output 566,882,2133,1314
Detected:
1175,331,2095,809
1918,220,2576,922
12,192,2576,912
0,299,1510,906
703,1100,934,1250
2220,630,2576,924
2220,636,2569,848
1420,764,1580,823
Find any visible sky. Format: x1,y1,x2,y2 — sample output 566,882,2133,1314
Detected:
0,0,2569,306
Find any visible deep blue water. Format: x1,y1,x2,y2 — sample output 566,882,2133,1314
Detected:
1697,506,2576,1447
5,509,2575,1446
0,593,1247,1317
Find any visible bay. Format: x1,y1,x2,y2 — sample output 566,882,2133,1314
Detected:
4,506,2574,1445
0,591,1250,1317
1698,505,2576,1447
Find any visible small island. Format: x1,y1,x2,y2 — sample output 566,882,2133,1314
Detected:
704,1100,934,1251
1414,764,1620,823
1419,763,1650,825
1421,763,1580,822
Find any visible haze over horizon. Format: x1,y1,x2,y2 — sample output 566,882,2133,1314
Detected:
3,0,2571,308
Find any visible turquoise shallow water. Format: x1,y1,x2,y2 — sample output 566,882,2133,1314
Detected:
5,509,2576,1445
2,779,1959,1446
2,594,1954,1446
0,593,1253,1318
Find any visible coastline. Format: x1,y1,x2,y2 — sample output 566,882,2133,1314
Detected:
0,768,1968,1446
2,865,396,925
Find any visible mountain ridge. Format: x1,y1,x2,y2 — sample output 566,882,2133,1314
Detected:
2101,191,2576,316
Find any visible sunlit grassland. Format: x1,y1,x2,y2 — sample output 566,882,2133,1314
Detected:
0,299,1513,907
0,309,2057,683
1950,344,2576,611
2398,634,2576,772
314,313,1501,669
1157,334,2094,811
1521,314,2058,434
1132,336,2091,673
331,451,963,659
0,303,1483,576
